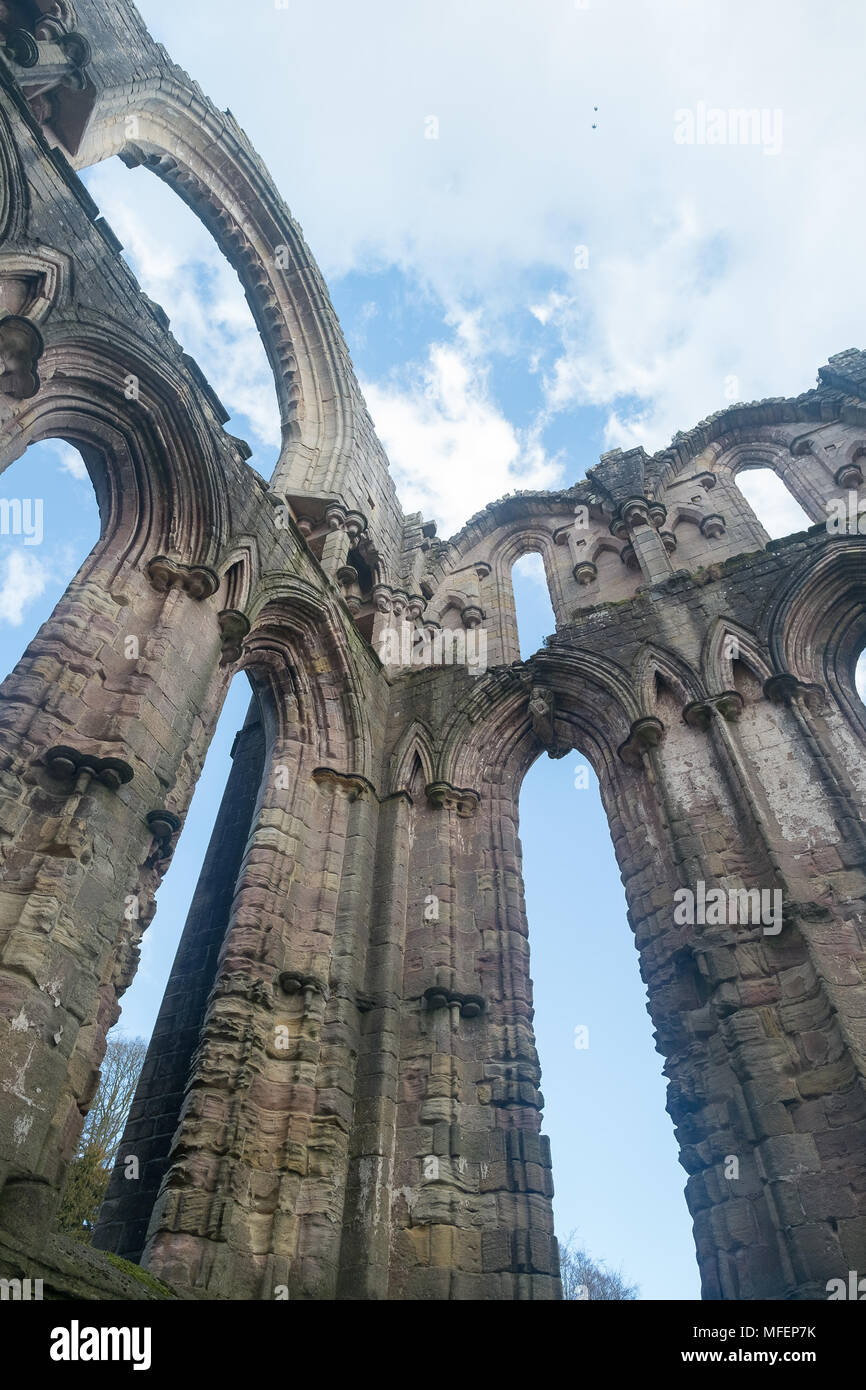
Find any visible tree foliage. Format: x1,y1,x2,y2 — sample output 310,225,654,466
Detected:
56,1033,147,1243
559,1231,639,1300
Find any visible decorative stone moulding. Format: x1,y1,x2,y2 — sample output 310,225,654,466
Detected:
43,745,134,790
619,543,640,571
617,716,665,766
461,604,484,629
682,691,744,731
573,560,597,586
423,986,484,1018
217,609,250,664
763,672,825,713
425,781,481,816
660,530,678,553
145,555,220,600
699,513,726,539
835,462,864,490
698,472,717,490
474,561,491,580
0,314,44,399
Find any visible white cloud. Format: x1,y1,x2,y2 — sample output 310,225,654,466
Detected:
85,0,866,520
0,550,50,625
83,166,280,456
363,332,562,535
735,469,811,540
52,442,89,481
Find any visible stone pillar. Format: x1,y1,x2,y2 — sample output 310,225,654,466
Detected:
0,553,229,1249
93,695,266,1261
610,496,673,585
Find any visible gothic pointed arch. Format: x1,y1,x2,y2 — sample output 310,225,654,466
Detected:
388,718,436,796
702,616,773,692
632,642,704,717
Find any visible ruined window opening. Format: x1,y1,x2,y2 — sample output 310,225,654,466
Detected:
0,438,99,685
856,650,866,707
80,162,281,481
512,552,556,660
518,750,699,1298
735,466,811,540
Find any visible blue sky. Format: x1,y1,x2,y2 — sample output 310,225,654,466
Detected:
3,0,866,1299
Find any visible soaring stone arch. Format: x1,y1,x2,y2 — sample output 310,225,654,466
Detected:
3,0,866,1306
70,73,402,565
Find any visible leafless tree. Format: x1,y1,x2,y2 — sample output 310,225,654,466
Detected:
559,1231,639,1300
56,1033,147,1242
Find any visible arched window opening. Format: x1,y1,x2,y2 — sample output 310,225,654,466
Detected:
81,162,281,481
735,467,811,540
856,649,866,706
519,752,699,1298
512,552,556,659
0,438,99,684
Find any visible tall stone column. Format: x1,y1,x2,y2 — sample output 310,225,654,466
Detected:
0,551,230,1249
93,696,266,1261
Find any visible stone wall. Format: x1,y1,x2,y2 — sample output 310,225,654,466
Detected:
1,0,866,1301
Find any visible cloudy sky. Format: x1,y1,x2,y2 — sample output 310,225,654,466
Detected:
3,0,866,1300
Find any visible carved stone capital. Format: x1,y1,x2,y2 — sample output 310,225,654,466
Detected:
763,673,825,713
372,583,393,614
146,555,219,600
835,462,863,490
461,604,484,630
683,691,744,731
43,744,134,791
618,716,665,766
573,560,597,586
425,781,480,816
699,513,726,539
312,767,374,802
423,986,484,1018
278,970,329,1002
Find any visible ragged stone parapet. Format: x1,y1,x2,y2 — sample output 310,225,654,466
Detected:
2,0,866,1303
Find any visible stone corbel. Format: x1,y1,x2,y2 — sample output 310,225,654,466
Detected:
278,970,330,1004
461,603,484,630
763,673,825,714
617,716,665,767
0,314,44,399
609,496,666,539
312,767,374,802
145,809,181,858
217,609,250,665
529,685,570,759
425,781,480,816
336,563,363,612
682,691,744,731
423,986,484,1019
699,514,726,539
573,560,597,586
835,462,863,490
146,555,220,601
43,744,134,792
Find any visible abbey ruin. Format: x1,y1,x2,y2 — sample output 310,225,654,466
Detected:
1,0,866,1302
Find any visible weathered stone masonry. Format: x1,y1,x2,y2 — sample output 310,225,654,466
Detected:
1,0,866,1301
